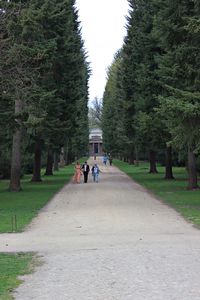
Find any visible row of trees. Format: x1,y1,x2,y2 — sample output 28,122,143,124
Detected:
0,0,89,191
102,0,200,189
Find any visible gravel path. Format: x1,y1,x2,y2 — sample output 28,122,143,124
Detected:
1,158,200,299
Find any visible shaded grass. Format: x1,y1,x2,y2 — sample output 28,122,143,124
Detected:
0,253,33,300
114,160,200,226
0,164,77,233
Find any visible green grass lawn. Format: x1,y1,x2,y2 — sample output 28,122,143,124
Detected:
0,166,75,233
0,157,90,233
114,160,200,226
0,253,34,300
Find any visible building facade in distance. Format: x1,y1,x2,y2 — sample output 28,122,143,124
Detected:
89,128,103,156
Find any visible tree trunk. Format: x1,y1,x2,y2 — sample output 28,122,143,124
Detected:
165,146,174,180
64,142,69,165
135,146,139,166
53,152,59,171
31,139,42,182
45,149,54,175
149,150,158,173
59,147,66,166
129,150,135,165
123,157,128,163
187,149,199,190
9,99,23,192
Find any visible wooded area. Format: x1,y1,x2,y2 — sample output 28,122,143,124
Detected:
1,0,200,192
102,0,200,189
0,0,89,191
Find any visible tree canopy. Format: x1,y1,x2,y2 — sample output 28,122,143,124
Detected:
102,0,200,189
0,0,90,191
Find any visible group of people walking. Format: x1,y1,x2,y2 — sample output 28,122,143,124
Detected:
73,161,100,184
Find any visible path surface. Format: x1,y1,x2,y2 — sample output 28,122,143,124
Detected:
1,158,200,299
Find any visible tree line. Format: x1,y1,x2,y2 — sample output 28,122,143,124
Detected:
0,0,89,191
102,0,200,189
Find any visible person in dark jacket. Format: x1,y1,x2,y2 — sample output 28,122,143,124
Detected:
108,154,113,166
81,161,90,183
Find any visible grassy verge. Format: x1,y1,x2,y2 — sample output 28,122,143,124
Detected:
0,159,87,299
114,160,200,226
0,253,34,300
0,164,77,233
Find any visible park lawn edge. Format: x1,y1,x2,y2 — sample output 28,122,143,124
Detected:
0,167,73,233
114,159,200,228
0,164,73,298
0,159,86,299
0,252,40,300
0,158,87,233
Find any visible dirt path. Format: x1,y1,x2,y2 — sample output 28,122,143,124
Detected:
1,157,200,299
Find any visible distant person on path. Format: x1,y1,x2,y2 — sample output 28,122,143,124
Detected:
92,163,100,183
82,161,90,183
73,162,82,184
109,154,113,166
103,154,108,166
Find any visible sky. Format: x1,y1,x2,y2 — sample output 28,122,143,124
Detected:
75,0,130,104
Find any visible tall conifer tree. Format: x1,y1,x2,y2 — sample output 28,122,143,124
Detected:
155,0,200,189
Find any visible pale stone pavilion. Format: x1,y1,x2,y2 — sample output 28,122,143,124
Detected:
89,128,103,156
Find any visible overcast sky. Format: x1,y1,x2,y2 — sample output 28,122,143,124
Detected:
75,0,129,103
